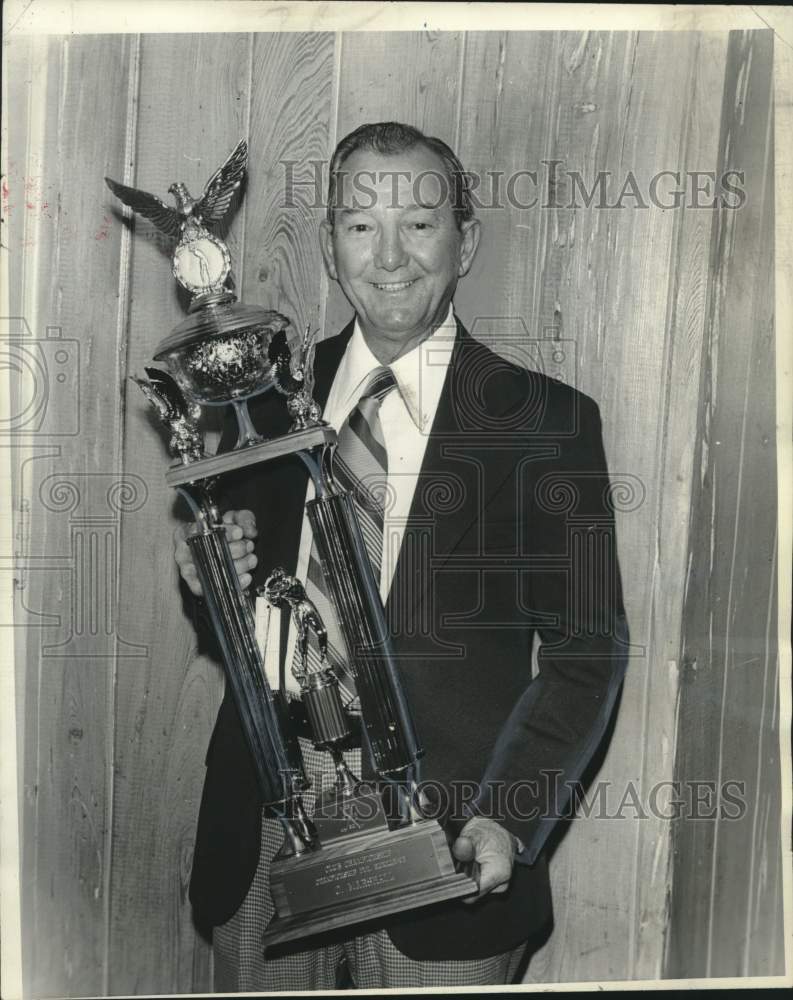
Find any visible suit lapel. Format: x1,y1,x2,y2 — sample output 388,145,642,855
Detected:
313,320,355,413
385,321,531,631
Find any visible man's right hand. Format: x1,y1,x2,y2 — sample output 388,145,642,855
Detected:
173,509,258,598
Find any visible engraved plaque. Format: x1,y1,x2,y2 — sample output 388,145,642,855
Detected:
265,820,475,947
312,788,389,843
271,820,457,918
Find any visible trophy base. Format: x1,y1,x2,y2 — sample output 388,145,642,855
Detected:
263,819,478,948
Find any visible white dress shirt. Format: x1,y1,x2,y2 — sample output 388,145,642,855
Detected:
255,305,458,696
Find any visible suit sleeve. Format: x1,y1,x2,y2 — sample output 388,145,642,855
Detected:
470,394,629,863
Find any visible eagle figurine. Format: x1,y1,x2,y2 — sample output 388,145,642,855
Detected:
131,367,204,464
268,325,324,431
105,139,247,297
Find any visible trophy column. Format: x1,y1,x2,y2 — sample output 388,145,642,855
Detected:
301,441,422,781
177,481,315,854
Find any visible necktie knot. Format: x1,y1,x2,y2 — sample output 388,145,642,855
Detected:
360,366,397,406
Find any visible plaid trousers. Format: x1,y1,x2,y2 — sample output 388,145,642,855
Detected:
212,739,528,991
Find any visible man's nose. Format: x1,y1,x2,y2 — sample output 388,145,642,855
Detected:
373,225,408,271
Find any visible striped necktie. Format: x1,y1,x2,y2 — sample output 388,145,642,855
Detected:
292,367,397,708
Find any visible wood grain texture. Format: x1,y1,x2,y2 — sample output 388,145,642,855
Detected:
107,33,250,996
5,34,37,996
9,33,136,998
665,29,783,979
454,30,563,347
5,37,32,328
630,32,730,979
242,32,336,333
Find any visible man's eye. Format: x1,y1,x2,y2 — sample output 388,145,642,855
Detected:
347,221,371,233
410,221,432,231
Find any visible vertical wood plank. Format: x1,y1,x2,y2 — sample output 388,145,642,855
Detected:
5,34,37,994
631,32,730,979
243,32,336,333
5,37,32,324
108,33,250,995
336,30,462,138
453,30,564,345
10,33,135,998
666,29,782,979
324,31,463,338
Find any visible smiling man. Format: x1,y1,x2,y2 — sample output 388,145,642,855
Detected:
319,138,480,364
177,122,628,991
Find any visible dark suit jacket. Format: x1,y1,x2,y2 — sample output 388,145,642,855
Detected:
189,317,628,961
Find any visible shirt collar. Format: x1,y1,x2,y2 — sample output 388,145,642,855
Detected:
338,305,457,432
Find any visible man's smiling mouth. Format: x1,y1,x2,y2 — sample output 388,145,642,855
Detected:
370,279,418,292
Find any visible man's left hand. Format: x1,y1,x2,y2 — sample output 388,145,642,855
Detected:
452,817,517,903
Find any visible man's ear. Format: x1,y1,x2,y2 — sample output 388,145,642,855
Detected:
457,218,481,278
319,219,338,281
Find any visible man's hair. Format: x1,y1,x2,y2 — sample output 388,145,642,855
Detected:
326,121,474,230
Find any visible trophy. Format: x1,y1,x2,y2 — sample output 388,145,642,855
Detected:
107,141,477,947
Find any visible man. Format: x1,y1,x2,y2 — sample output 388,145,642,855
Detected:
175,122,628,990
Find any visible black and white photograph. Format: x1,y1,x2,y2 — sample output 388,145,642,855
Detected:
1,2,791,996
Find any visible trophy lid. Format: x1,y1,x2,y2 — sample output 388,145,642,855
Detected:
151,292,292,406
154,293,289,358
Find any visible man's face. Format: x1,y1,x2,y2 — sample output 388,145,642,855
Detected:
320,145,480,362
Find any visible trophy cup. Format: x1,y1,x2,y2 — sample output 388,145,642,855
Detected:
107,141,477,947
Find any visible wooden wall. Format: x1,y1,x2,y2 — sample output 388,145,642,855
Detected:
665,30,784,979
5,30,783,996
